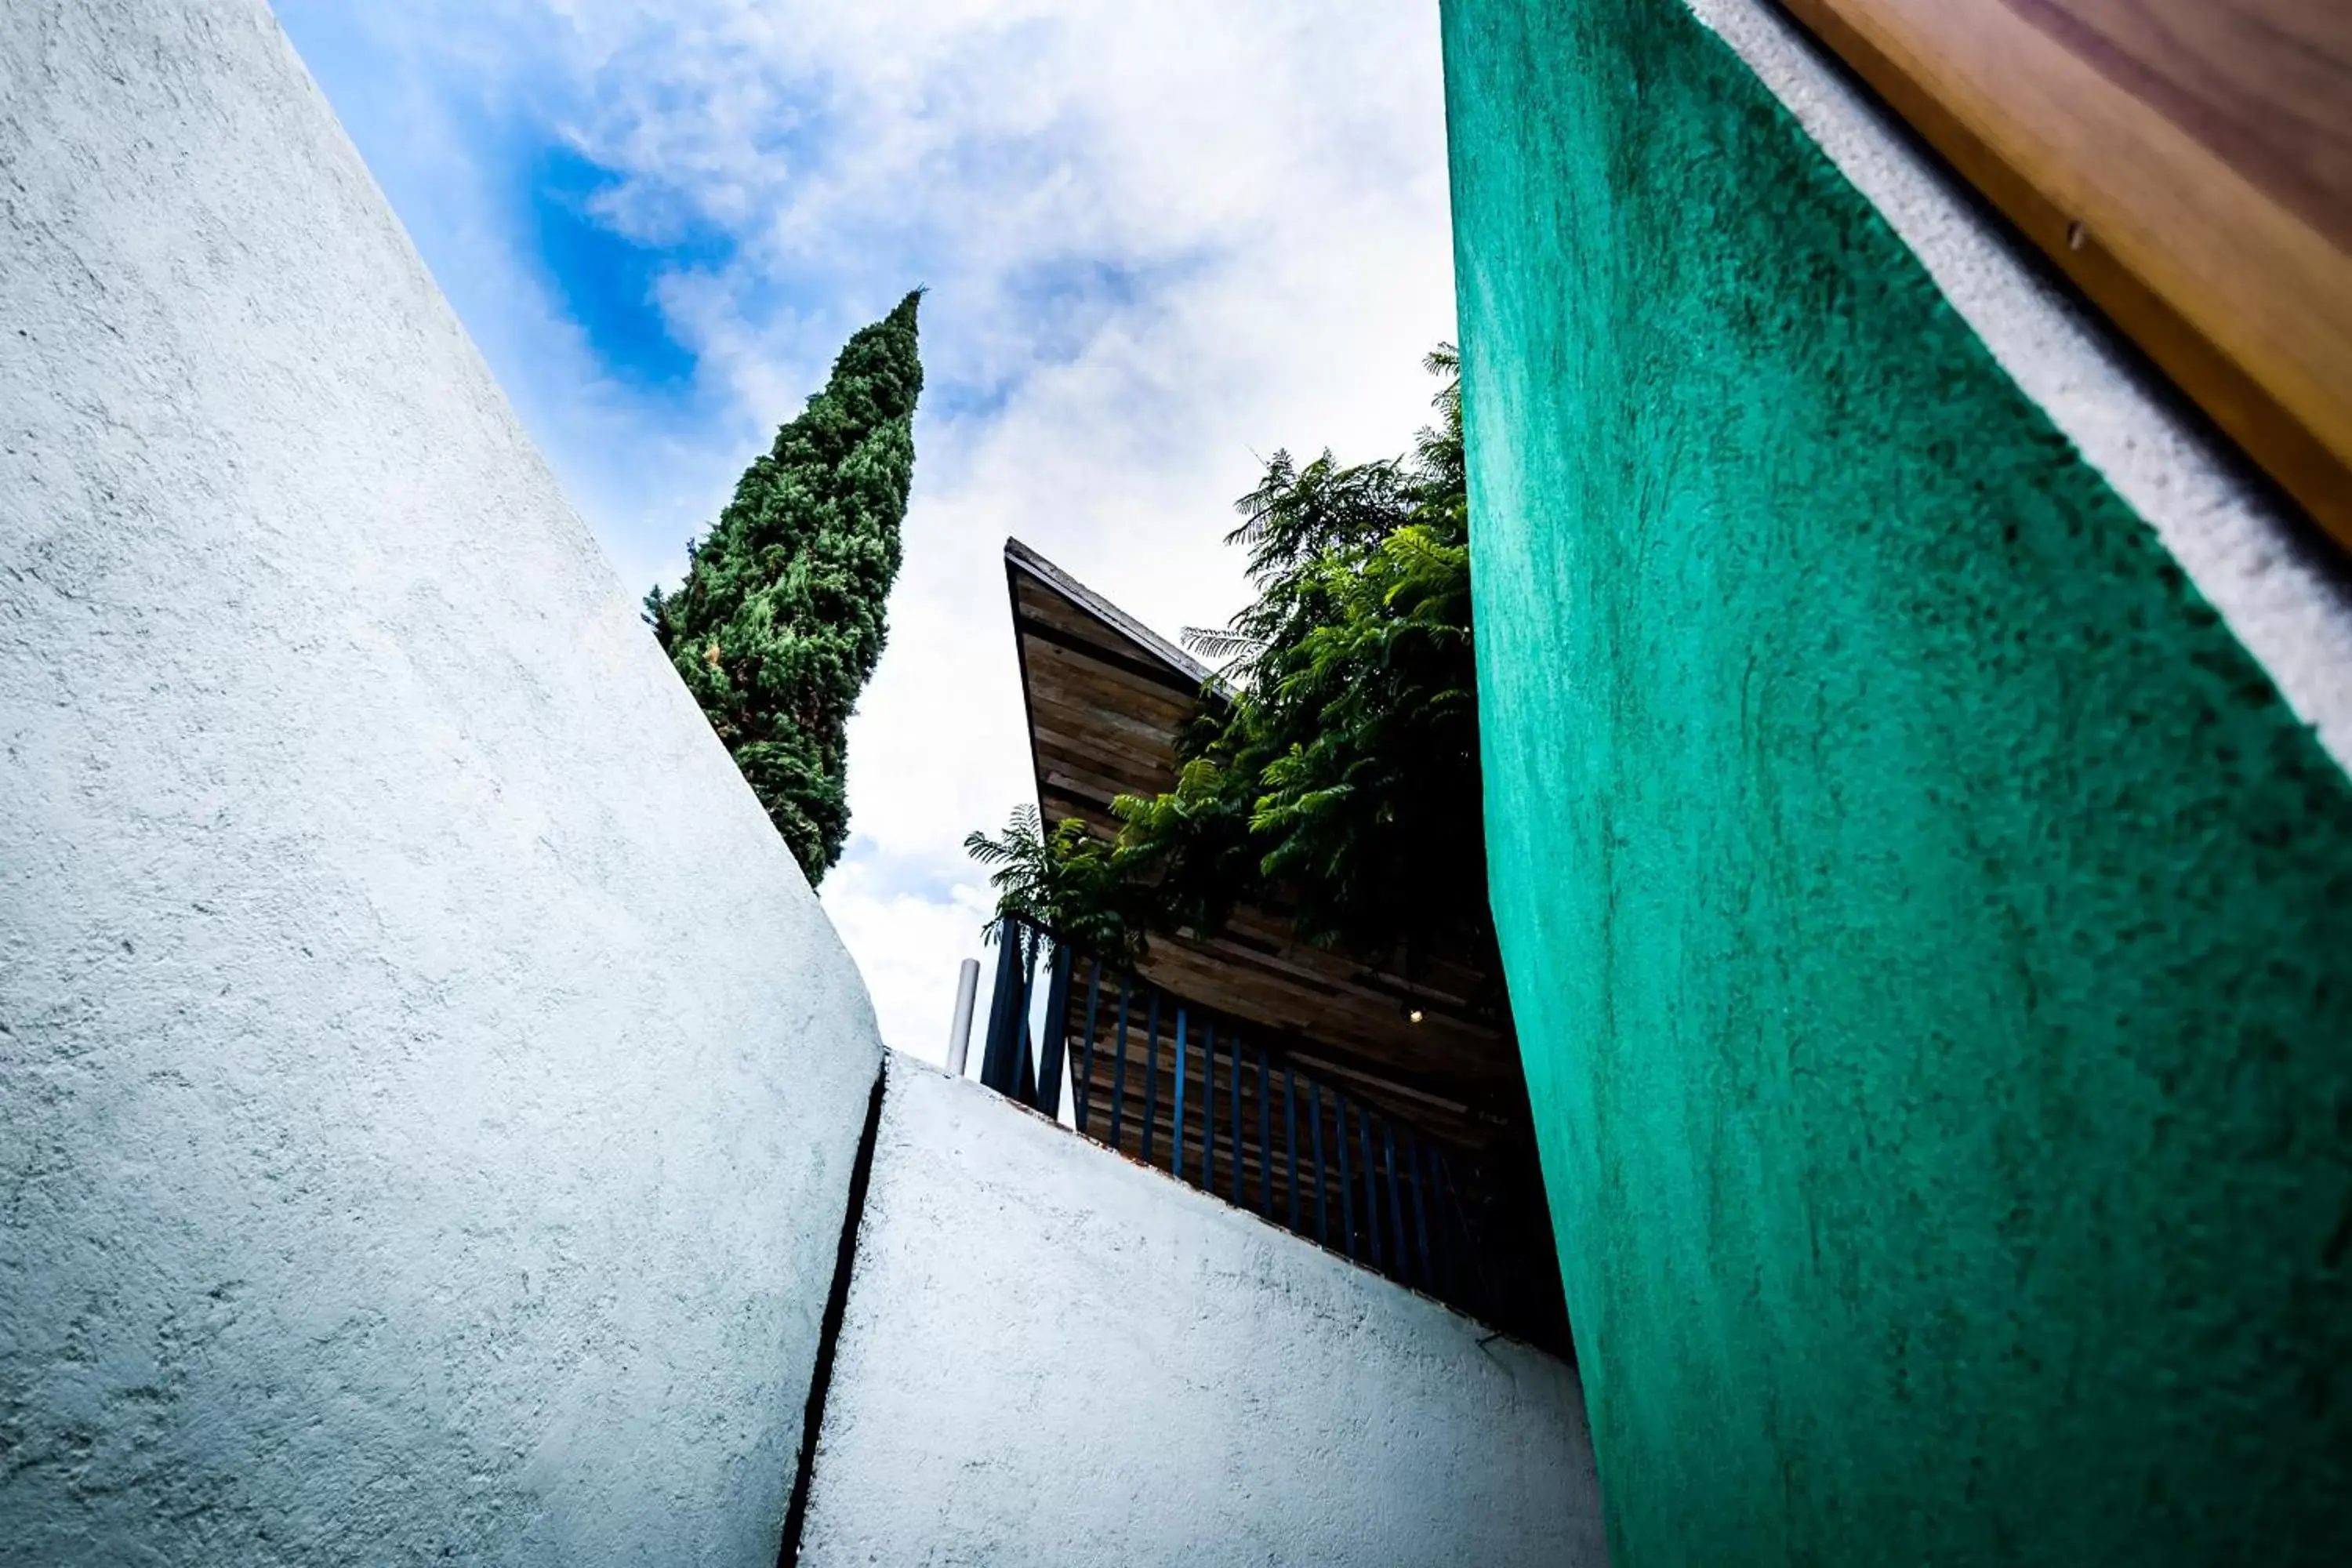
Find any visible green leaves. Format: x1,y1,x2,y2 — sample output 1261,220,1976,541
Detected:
1120,347,1484,956
964,807,1139,959
649,291,924,884
973,344,1496,992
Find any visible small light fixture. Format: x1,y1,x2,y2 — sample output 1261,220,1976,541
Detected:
1407,1007,1425,1025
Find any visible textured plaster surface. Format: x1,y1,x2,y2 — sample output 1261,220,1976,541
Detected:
798,1058,1610,1567
0,2,882,1563
1442,0,2352,1563
1684,0,2352,773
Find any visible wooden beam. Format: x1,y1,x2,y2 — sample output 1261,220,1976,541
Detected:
1777,0,2352,544
1013,613,1210,699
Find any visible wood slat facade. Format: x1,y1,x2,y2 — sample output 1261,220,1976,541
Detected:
1004,539,1569,1350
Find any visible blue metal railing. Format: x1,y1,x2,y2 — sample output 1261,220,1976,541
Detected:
975,913,1486,1314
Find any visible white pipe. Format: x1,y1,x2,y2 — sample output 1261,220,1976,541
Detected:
945,957,980,1077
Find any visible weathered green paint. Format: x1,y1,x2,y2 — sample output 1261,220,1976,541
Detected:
1439,2,2352,1563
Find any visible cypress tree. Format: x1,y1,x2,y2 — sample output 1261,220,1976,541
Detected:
645,290,923,883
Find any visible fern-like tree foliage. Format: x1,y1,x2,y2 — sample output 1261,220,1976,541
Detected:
961,807,1138,954
971,347,1492,986
646,292,923,883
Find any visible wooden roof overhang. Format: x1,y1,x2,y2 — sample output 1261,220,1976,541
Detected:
1003,539,1526,1153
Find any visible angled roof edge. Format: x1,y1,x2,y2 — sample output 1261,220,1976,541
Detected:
1003,536,1231,699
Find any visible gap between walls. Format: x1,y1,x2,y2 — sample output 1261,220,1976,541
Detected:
776,1058,890,1567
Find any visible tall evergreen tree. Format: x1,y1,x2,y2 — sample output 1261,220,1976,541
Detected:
646,291,923,882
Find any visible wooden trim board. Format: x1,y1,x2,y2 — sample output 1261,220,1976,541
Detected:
1774,0,2352,546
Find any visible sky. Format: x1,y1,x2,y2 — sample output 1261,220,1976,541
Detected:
271,0,1459,1065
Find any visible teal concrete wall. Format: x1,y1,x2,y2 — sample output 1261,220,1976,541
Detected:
1440,2,2352,1563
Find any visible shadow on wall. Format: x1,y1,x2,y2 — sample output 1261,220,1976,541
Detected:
0,2,883,1564
1443,0,2352,1563
796,1057,1611,1568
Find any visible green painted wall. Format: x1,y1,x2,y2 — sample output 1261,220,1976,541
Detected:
1439,2,2352,1563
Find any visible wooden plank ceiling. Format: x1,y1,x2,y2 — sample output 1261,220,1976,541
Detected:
1004,538,1525,1150
1005,538,1570,1352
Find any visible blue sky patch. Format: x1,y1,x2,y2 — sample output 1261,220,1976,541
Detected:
265,0,1457,1062
1006,257,1148,362
524,147,732,391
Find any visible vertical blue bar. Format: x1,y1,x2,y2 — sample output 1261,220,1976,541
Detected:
1420,1136,1449,1298
1110,980,1130,1150
1436,1148,1467,1306
1228,1034,1243,1203
1403,1127,1432,1288
1202,1018,1216,1194
1359,1107,1382,1270
1033,941,1073,1119
1385,1120,1409,1283
1013,927,1040,1106
1255,1050,1271,1216
1141,990,1160,1165
1076,959,1102,1137
1284,1066,1300,1232
1204,1025,1223,1194
1310,1083,1327,1245
1335,1092,1357,1260
1171,1007,1189,1181
978,926,1023,1094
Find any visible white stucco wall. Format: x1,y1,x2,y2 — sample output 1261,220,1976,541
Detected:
799,1058,1608,1566
0,3,882,1563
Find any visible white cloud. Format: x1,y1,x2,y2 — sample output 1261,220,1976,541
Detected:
277,0,1456,1058
818,854,1000,1072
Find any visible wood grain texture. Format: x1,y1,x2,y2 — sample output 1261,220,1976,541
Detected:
1004,540,1516,1116
1000,538,1577,1348
2007,0,2352,249
1777,0,2352,545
